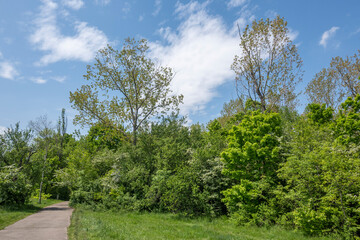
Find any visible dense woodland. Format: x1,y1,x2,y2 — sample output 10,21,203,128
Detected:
1,16,360,238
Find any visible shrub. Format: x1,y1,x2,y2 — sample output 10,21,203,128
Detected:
0,166,32,205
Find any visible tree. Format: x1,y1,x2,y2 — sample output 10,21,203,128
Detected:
56,108,67,163
70,38,183,145
221,111,283,225
306,50,360,109
231,16,303,112
29,116,54,204
0,123,34,168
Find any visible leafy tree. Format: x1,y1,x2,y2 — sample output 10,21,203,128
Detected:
218,98,245,126
278,110,360,237
0,166,31,205
86,122,125,151
221,111,282,181
334,94,360,146
306,51,360,109
29,116,55,204
231,16,303,112
70,38,183,145
0,123,34,168
306,103,334,125
221,111,283,225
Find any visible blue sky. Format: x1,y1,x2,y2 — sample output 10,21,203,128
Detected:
0,0,359,133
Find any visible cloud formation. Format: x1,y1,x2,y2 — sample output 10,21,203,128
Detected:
62,0,84,10
319,26,339,48
0,61,18,80
94,0,111,6
153,0,162,16
30,0,108,65
227,0,248,8
149,1,239,116
31,77,47,84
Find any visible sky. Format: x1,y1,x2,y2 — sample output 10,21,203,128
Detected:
0,0,359,134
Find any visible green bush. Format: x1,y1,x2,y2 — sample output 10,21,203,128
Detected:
0,166,32,205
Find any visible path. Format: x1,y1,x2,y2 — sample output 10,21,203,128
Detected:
0,201,73,240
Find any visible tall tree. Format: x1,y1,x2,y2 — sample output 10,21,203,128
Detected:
56,108,67,163
231,16,303,112
29,116,54,204
70,38,183,145
306,50,360,109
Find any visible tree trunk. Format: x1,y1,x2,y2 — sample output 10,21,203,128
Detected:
38,145,48,204
133,125,137,146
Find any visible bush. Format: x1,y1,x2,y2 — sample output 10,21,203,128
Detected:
0,166,32,205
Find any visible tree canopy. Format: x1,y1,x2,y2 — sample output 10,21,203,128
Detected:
306,50,360,109
70,38,183,145
232,16,303,112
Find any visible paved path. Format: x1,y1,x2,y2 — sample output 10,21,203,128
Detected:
0,201,73,240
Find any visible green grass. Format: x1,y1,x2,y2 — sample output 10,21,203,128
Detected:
68,208,338,240
0,198,63,230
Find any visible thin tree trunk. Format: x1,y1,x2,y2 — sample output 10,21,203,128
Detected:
133,125,137,146
38,145,48,204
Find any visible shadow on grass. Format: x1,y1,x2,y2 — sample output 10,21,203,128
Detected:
1,204,42,213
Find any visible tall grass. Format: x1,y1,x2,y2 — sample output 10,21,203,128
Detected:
68,208,338,240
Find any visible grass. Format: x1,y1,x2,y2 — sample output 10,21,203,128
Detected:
0,198,63,230
68,208,338,240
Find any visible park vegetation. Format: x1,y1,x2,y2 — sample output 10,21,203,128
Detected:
0,16,359,239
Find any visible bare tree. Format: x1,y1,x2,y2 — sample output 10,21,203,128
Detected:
232,16,303,112
306,50,360,109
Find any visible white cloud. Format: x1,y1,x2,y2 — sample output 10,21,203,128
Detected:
0,126,7,135
31,77,47,84
95,0,111,6
0,61,18,80
231,5,255,32
227,0,248,8
62,0,84,10
138,15,144,22
174,1,210,18
30,0,108,65
153,0,162,16
149,1,240,116
52,76,66,83
319,26,339,48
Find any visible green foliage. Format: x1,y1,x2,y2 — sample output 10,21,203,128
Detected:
70,38,183,145
86,122,126,151
0,123,34,168
278,106,360,237
306,103,334,125
221,111,283,226
0,166,31,205
222,111,282,181
334,94,360,145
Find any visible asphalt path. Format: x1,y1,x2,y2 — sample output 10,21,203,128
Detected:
0,201,73,240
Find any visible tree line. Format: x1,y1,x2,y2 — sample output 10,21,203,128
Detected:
1,16,359,238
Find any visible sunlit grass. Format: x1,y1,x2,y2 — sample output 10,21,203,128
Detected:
68,208,338,240
0,198,63,230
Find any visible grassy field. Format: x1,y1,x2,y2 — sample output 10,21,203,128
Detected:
68,208,337,240
0,198,63,230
